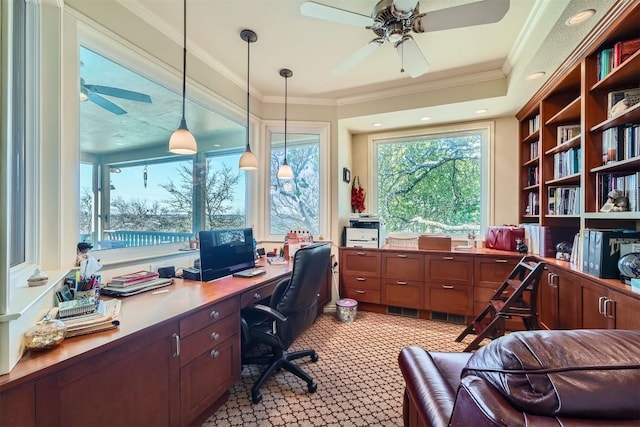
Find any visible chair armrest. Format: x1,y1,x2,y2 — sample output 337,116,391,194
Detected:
243,304,287,323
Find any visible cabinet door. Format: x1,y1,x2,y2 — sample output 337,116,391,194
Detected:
381,252,424,281
425,283,473,316
425,255,473,286
382,280,423,309
474,256,519,287
539,270,557,329
0,381,35,427
340,249,380,277
580,279,612,329
610,290,640,330
554,267,581,330
36,321,180,427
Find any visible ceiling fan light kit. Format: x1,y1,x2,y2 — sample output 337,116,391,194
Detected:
301,0,510,78
169,0,197,155
277,68,294,180
239,29,258,170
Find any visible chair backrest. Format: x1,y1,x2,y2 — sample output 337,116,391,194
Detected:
270,242,331,347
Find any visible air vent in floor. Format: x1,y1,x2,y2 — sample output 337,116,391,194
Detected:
387,306,418,318
431,312,466,324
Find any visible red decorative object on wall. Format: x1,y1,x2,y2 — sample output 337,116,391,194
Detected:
351,176,366,213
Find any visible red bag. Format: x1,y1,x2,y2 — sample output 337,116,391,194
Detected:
484,226,525,251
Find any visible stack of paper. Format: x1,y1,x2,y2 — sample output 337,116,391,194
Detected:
53,300,121,337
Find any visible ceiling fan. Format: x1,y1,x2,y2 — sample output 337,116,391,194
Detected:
300,0,510,78
80,77,152,115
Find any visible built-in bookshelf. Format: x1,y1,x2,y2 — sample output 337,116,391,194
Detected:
517,1,640,230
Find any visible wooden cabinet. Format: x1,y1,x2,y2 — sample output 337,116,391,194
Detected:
581,278,640,330
381,251,424,309
340,248,381,304
473,255,520,329
539,267,557,329
35,321,181,427
0,381,35,427
547,265,581,330
425,254,473,315
179,297,241,426
517,2,640,232
609,289,640,330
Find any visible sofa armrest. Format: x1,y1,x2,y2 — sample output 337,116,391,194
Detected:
399,346,471,427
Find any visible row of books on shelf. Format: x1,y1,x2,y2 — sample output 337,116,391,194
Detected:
597,172,640,212
529,140,539,160
524,191,539,216
553,147,581,179
528,114,540,135
548,186,580,216
602,124,640,164
597,37,640,81
557,124,580,145
527,165,539,187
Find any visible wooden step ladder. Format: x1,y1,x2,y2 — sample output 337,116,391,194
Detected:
456,256,545,352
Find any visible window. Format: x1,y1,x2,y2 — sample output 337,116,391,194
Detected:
78,42,247,251
371,125,490,237
265,123,329,241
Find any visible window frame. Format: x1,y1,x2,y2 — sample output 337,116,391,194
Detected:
368,122,492,239
261,120,330,243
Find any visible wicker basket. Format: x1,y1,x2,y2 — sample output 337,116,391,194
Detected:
386,233,419,248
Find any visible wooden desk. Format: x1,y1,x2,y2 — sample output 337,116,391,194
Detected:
0,259,331,427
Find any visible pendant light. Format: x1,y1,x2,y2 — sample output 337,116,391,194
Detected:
277,68,293,180
169,0,197,155
238,29,258,170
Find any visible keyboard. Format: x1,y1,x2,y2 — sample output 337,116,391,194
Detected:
232,268,266,278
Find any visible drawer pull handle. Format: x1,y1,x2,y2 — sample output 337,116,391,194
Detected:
172,333,180,358
356,290,366,294
442,285,455,289
210,349,220,358
396,254,408,258
253,292,261,300
356,277,366,281
442,256,454,260
396,281,407,285
211,332,220,341
494,259,509,263
210,310,220,319
356,252,366,256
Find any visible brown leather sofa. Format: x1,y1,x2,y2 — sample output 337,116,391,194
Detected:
399,329,640,426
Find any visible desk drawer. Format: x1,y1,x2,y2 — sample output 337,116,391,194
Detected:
341,274,380,291
382,280,424,309
241,279,280,307
180,313,239,366
343,287,381,304
425,282,472,315
180,297,240,337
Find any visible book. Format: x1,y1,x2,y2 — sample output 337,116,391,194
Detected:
613,37,640,67
57,297,98,318
556,124,580,145
588,230,640,278
607,88,640,119
267,257,288,265
109,270,159,287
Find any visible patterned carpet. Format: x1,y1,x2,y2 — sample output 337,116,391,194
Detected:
202,311,468,427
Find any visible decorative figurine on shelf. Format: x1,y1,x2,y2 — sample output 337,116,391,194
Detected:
556,241,572,261
599,189,630,213
515,238,528,254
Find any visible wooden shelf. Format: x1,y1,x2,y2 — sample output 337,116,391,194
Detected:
544,136,581,155
522,129,540,145
545,174,581,186
589,103,640,133
590,157,640,174
545,97,581,126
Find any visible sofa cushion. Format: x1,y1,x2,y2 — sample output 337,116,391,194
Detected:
462,329,640,419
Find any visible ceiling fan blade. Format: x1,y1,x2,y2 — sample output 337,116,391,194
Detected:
413,0,510,33
395,36,429,78
300,1,374,28
392,0,418,14
87,92,127,115
332,38,384,75
84,84,152,103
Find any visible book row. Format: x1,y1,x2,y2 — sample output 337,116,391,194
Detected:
597,36,640,81
527,166,539,187
528,114,540,135
597,172,640,213
548,186,580,216
553,147,581,179
601,124,640,164
525,191,539,216
529,140,539,160
556,124,580,145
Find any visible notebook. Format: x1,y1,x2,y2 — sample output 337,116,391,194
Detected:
232,268,266,278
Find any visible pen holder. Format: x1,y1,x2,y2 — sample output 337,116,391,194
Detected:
74,287,99,300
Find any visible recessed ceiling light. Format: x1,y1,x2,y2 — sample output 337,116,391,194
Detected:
373,122,382,127
565,9,595,26
527,71,546,80
421,116,431,121
213,144,221,147
475,109,488,114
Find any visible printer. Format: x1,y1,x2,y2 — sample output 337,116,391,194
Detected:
344,213,384,248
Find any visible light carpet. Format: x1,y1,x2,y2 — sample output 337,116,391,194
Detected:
202,311,467,427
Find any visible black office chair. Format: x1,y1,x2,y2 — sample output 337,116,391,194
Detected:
240,242,331,404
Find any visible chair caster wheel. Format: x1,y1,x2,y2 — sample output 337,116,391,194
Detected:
311,353,319,362
308,382,317,393
252,392,262,404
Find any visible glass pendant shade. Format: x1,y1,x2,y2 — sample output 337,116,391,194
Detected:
239,146,258,170
169,118,197,155
169,0,197,155
239,29,258,170
277,160,293,179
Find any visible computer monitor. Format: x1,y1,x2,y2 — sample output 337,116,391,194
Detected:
198,228,256,282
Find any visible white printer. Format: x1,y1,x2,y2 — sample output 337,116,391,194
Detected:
344,213,384,248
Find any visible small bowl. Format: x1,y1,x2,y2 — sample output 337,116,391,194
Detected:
27,277,48,287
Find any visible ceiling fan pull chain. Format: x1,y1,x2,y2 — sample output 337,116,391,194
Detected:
400,42,405,73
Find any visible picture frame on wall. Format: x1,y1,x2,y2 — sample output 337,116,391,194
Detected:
343,167,351,183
